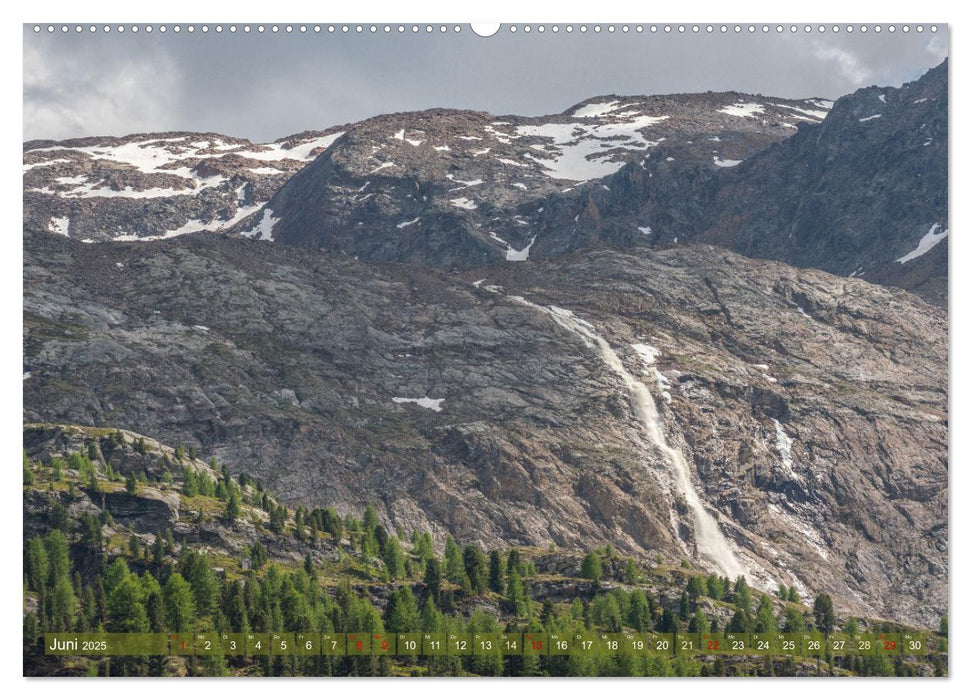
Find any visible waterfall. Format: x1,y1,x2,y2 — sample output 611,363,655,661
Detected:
510,297,745,579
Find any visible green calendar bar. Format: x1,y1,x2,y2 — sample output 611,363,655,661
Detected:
800,632,825,656
193,632,220,656
447,632,472,656
44,633,168,656
827,633,852,656
397,632,422,655
346,632,370,655
42,629,941,660
524,632,547,656
875,633,902,655
371,633,394,655
853,634,877,656
751,633,774,655
246,633,270,656
422,632,446,656
572,632,600,656
321,633,345,656
724,632,751,655
221,633,246,656
294,633,319,656
901,632,927,655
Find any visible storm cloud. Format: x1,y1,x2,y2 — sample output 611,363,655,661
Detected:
23,24,948,143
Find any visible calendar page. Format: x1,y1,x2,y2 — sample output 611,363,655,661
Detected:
21,18,948,681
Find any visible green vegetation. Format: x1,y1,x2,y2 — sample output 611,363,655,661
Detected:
22,437,946,678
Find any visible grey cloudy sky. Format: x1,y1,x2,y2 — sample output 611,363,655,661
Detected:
23,24,948,143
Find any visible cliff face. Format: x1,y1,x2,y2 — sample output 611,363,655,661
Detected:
23,230,946,626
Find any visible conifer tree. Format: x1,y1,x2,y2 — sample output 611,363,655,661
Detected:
581,551,604,584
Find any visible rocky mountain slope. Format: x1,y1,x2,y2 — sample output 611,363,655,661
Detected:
23,92,829,264
575,60,948,304
23,229,947,626
23,128,346,241
23,62,947,303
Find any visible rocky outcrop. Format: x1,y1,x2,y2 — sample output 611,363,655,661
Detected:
22,229,946,626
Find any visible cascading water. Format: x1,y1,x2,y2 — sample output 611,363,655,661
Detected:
510,297,745,579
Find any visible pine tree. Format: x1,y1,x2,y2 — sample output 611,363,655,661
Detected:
689,609,710,633
813,593,836,633
44,530,71,587
463,545,487,594
679,591,691,619
755,594,777,633
506,567,527,617
383,537,406,581
423,557,442,605
362,505,380,534
628,589,652,631
182,468,198,497
384,586,420,632
783,606,806,632
25,537,48,591
580,551,603,584
488,550,505,593
125,471,138,496
420,598,443,632
733,576,752,613
444,537,465,583
225,490,241,522
163,573,196,632
108,575,149,632
686,575,707,601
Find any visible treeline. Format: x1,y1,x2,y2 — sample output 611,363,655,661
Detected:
23,444,946,677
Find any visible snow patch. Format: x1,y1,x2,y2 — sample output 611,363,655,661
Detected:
241,208,279,241
506,235,537,262
718,102,765,118
858,114,882,123
392,396,444,411
632,343,661,365
713,155,742,168
449,197,478,210
48,217,70,236
897,223,948,263
572,100,622,118
772,419,794,474
396,217,420,229
516,114,669,182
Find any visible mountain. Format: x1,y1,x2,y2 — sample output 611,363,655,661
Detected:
23,229,946,626
23,128,346,241
575,59,948,305
23,91,829,265
23,64,948,303
22,63,949,633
